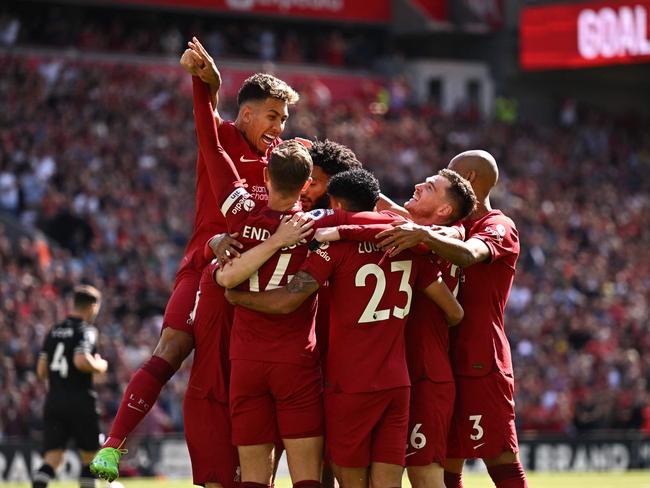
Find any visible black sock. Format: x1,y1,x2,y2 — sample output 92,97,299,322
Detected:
33,463,56,488
80,464,96,488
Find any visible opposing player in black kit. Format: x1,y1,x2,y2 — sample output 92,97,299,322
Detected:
33,286,108,488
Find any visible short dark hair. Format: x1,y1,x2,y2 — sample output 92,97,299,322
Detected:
237,73,299,107
269,140,313,196
327,169,380,212
73,285,102,309
439,168,477,223
309,140,362,176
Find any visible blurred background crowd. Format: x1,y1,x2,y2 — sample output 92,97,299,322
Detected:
1,2,388,69
1,0,649,446
2,54,649,442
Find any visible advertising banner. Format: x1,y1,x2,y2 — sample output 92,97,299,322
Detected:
521,0,650,69
3,434,650,481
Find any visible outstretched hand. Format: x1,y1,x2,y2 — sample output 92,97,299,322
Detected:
209,232,244,267
187,36,221,88
376,222,430,257
271,213,315,248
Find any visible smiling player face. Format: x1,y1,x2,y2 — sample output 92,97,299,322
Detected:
300,165,330,211
404,174,453,225
242,97,289,155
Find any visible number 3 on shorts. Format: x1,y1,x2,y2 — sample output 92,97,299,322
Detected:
469,414,484,440
409,423,427,449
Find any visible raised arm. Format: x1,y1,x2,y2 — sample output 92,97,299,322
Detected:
225,271,320,314
187,37,223,124
216,215,314,288
421,277,464,326
191,75,243,207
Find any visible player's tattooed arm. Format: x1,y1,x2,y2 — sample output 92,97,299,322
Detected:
224,271,320,314
286,271,320,296
216,215,314,288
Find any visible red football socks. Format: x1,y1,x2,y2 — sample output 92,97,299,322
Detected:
103,356,176,448
487,462,528,488
444,471,463,488
293,481,321,488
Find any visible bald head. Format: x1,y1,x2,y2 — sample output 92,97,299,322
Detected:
448,150,499,194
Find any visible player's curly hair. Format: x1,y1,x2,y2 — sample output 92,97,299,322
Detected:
327,169,380,212
237,73,299,107
439,168,477,223
309,139,362,177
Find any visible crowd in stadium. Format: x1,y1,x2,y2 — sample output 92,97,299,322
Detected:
1,3,386,69
1,51,649,445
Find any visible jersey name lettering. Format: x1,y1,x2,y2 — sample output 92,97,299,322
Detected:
358,241,381,254
242,225,271,241
51,328,74,338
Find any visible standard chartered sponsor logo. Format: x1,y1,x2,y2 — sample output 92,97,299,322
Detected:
226,0,344,12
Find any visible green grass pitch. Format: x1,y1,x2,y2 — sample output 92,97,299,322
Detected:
3,472,650,488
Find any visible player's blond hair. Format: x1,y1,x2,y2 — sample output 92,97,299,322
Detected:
269,140,313,196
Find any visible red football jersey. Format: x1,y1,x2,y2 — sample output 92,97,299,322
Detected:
450,209,519,377
192,76,401,366
224,206,397,367
301,240,439,393
180,78,278,274
336,221,464,383
185,265,233,402
405,256,461,383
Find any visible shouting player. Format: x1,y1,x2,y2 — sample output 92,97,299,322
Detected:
90,38,299,482
225,169,464,488
376,150,528,488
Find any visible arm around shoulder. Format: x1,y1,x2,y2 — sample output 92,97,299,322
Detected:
423,231,491,268
225,270,320,314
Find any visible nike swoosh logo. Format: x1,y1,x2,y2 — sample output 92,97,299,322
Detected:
240,156,259,163
473,442,486,450
405,452,417,458
127,403,145,413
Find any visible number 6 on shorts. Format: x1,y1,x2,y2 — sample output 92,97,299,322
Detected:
409,423,427,449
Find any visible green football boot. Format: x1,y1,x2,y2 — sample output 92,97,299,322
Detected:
89,447,127,482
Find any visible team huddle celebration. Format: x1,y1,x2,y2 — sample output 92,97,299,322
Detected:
34,37,528,488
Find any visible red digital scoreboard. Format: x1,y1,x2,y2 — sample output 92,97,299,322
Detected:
521,0,650,70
